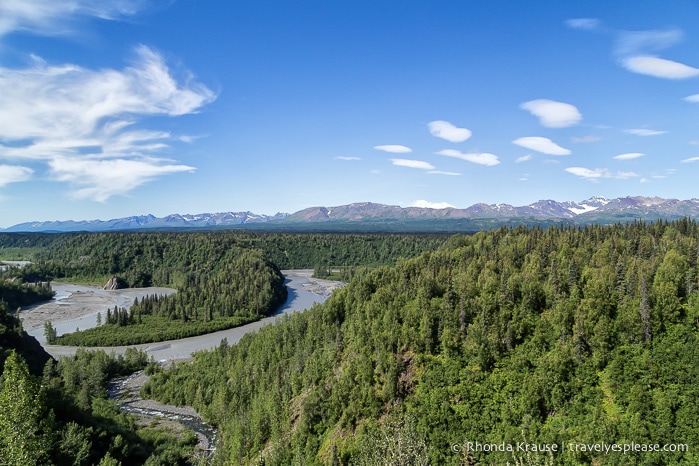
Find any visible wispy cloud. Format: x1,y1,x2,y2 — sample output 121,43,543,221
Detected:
614,152,645,160
179,134,206,144
0,0,146,37
515,154,532,163
0,46,215,200
512,137,571,155
624,128,667,136
685,94,699,103
411,200,455,209
374,145,412,154
571,135,601,144
436,149,500,166
615,28,684,56
520,99,582,128
0,165,33,187
428,170,461,176
681,157,699,163
49,157,195,202
390,159,434,170
565,18,600,31
335,156,361,161
601,28,699,80
566,166,639,181
427,120,472,143
621,55,699,79
650,168,676,179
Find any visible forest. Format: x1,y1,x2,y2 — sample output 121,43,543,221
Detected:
1,231,444,345
0,297,199,465
3,223,699,464
143,220,699,465
0,231,446,464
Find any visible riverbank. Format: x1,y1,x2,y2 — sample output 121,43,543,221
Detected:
20,283,177,335
109,370,217,453
29,270,344,361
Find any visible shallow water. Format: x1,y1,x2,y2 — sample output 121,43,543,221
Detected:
108,370,218,454
36,270,338,361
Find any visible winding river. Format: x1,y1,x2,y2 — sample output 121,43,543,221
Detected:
27,269,340,361
23,270,343,457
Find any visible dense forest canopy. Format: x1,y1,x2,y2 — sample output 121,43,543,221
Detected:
145,220,699,465
1,231,447,286
0,230,448,464
0,299,199,464
6,223,699,464
3,231,443,345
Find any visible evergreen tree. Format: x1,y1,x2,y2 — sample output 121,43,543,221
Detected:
0,351,52,465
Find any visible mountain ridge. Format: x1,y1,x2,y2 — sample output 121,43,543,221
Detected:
4,196,699,232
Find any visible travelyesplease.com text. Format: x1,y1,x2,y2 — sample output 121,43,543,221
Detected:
452,440,688,455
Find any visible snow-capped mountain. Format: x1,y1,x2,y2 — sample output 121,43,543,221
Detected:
3,212,289,232
5,196,699,232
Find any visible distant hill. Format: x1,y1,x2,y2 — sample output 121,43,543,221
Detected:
4,196,699,232
3,211,289,232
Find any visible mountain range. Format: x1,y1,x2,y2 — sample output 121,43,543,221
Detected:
4,196,699,232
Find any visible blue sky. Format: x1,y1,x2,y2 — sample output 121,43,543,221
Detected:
1,0,699,227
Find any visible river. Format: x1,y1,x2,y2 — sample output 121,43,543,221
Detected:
27,269,343,460
28,269,341,361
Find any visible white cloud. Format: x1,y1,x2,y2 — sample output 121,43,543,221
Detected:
612,29,699,80
684,94,699,103
427,170,461,176
390,159,434,170
436,149,500,166
0,165,33,187
566,167,605,179
515,154,532,163
691,140,699,146
512,137,571,155
0,46,215,200
621,55,699,79
374,145,412,154
624,128,667,136
614,152,645,160
681,157,699,163
520,99,582,128
411,200,456,209
615,29,684,56
0,46,215,146
0,0,145,37
427,120,472,143
566,167,639,181
179,134,206,144
565,18,600,30
335,156,361,161
49,157,195,202
571,135,601,144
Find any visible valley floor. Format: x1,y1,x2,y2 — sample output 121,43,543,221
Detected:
25,270,343,361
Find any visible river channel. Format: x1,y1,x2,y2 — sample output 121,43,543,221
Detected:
23,269,343,459
26,269,341,361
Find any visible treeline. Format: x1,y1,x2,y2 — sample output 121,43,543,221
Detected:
1,231,446,286
0,302,198,465
0,263,55,310
5,231,444,346
145,219,699,465
0,280,54,311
